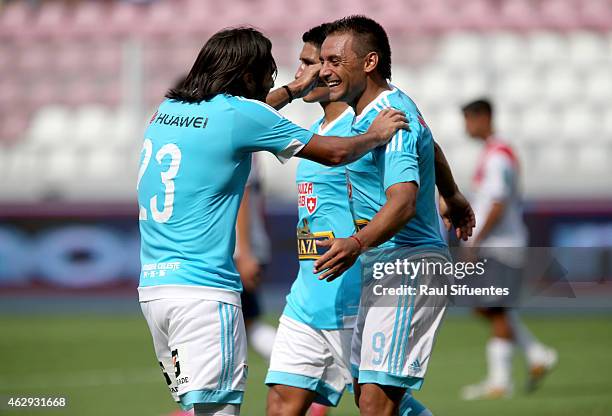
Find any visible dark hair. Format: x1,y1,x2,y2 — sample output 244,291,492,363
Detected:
462,99,494,117
302,23,331,49
326,15,392,80
166,27,277,103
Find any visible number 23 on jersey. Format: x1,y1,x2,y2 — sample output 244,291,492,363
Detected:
137,139,182,223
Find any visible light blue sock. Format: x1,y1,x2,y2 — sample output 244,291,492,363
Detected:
399,392,432,416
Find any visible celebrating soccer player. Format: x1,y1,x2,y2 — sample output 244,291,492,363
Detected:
312,16,474,416
264,23,357,416
265,18,475,416
137,27,408,416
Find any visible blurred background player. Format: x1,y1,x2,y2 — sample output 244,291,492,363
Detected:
236,154,277,360
459,99,558,400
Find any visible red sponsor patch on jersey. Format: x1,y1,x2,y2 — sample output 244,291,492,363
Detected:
298,182,317,214
297,182,314,195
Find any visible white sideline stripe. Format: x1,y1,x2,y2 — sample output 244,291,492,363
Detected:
0,368,160,390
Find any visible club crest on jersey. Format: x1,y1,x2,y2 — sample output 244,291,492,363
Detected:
298,182,318,214
306,196,317,214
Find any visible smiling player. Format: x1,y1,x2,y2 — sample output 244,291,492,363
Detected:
265,21,473,416
265,24,358,416
314,16,474,416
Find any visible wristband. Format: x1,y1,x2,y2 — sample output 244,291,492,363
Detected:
282,85,293,102
349,235,363,253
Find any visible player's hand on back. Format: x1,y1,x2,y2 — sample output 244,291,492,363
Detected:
313,237,361,282
439,191,475,241
368,108,409,145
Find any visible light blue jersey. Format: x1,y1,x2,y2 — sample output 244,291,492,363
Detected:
283,107,361,329
348,87,446,249
137,95,313,303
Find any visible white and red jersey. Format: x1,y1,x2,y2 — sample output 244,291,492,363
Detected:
470,137,528,260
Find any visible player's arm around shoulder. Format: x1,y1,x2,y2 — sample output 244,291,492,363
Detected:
297,108,408,166
231,97,313,162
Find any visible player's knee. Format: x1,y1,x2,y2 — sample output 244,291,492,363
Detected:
359,385,401,416
266,387,284,416
358,390,384,416
359,392,382,416
266,386,304,416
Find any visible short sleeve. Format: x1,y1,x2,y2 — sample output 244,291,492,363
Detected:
234,98,314,163
375,126,420,191
482,153,515,202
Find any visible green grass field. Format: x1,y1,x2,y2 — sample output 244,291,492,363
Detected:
0,314,610,415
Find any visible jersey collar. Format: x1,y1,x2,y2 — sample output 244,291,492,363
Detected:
318,107,355,135
353,87,397,125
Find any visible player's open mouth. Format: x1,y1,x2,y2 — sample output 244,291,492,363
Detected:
327,80,341,88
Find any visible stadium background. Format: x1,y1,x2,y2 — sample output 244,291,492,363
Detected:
0,0,611,414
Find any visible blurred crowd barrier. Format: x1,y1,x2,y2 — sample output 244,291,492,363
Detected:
1,203,611,291
1,0,611,203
